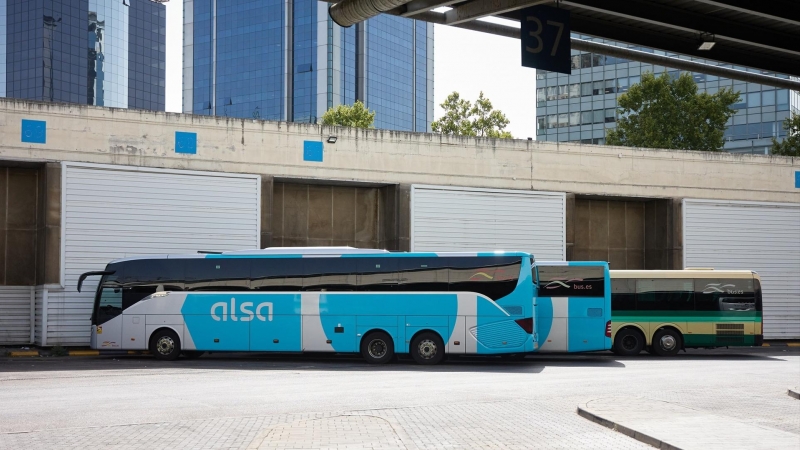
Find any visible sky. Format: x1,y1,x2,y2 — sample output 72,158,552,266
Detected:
163,1,537,139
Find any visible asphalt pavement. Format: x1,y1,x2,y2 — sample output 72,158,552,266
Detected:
0,347,798,449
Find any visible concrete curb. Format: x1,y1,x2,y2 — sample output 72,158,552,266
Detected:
7,351,40,357
5,349,147,357
789,388,800,400
577,406,682,450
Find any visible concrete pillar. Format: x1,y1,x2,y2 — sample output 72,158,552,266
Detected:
565,193,575,261
37,163,61,285
260,175,273,248
671,198,683,269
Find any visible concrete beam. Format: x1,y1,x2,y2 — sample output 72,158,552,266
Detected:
444,0,548,25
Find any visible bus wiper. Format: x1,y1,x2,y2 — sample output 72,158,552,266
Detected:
77,270,115,292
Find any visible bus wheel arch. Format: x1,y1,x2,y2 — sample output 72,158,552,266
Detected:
613,326,646,356
652,326,683,357
360,329,395,364
409,330,446,365
149,327,182,361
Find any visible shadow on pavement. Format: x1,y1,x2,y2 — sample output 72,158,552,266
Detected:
1,347,793,375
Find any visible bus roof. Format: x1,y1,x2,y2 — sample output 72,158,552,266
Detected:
610,269,758,279
108,248,534,264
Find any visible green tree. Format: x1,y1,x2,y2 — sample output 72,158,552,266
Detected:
432,91,513,139
606,72,740,151
321,100,375,128
771,113,800,157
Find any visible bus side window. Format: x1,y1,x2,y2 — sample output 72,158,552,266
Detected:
250,258,304,291
396,257,449,292
97,285,123,323
636,278,693,311
538,266,605,297
695,278,755,311
448,257,521,300
185,258,250,291
357,257,398,291
611,278,635,310
302,258,358,291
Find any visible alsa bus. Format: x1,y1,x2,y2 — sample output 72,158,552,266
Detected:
609,269,763,356
78,248,612,364
530,261,612,353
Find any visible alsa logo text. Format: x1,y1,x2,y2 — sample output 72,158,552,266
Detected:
211,298,273,322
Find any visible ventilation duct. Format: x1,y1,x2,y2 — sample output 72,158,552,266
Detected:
329,0,411,28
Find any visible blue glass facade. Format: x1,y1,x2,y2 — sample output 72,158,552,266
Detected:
184,1,433,132
536,35,798,154
0,0,165,110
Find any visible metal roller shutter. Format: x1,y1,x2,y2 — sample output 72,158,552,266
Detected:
683,199,800,339
0,287,34,345
411,185,566,260
46,163,261,346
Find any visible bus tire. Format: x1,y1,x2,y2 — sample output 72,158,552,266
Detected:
411,331,445,365
361,331,394,365
613,328,645,356
150,329,181,361
652,328,682,357
182,351,204,360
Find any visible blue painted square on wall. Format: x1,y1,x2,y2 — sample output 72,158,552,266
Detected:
304,141,323,162
175,131,197,154
21,119,46,144
795,171,800,189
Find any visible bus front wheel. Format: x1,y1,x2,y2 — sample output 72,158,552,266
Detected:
613,328,645,356
411,331,445,365
361,331,395,365
652,328,682,357
150,329,182,361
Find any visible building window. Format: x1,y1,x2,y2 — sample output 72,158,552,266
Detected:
605,108,616,123
592,81,603,95
569,112,580,126
605,79,615,94
593,109,604,124
537,88,546,105
538,117,546,130
581,111,593,125
568,83,580,98
571,55,580,70
581,53,592,68
581,82,592,97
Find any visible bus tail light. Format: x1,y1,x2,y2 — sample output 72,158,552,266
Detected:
605,320,612,338
515,318,533,334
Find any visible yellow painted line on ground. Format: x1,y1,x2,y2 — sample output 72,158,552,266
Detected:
787,343,800,347
8,351,40,357
761,343,770,347
68,350,100,356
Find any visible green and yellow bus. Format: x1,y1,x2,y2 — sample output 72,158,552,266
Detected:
610,269,763,356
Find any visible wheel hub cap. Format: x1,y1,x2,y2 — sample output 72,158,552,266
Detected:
368,339,387,358
418,339,437,359
157,336,174,355
660,335,677,351
622,336,637,351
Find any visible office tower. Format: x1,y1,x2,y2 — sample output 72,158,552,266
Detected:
183,0,434,132
536,35,798,154
0,0,165,110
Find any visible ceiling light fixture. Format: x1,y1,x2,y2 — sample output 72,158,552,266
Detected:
698,33,715,51
327,136,338,144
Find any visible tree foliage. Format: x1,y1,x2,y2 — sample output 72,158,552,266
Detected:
771,113,800,157
321,100,375,128
606,72,740,151
432,91,513,139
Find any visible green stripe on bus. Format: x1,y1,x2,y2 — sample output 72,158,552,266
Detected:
612,311,760,322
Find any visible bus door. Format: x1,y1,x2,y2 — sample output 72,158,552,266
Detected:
535,262,611,352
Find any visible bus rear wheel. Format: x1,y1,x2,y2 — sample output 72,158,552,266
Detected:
151,329,181,361
361,331,394,364
652,328,682,357
411,331,445,365
613,328,645,356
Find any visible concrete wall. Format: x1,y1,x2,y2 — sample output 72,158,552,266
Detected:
0,99,797,204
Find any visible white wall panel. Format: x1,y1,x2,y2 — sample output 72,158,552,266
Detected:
411,185,565,260
0,286,34,345
45,163,260,346
683,199,800,339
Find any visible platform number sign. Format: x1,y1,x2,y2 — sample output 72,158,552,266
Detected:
521,5,571,74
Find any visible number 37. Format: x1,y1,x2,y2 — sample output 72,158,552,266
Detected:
526,16,564,57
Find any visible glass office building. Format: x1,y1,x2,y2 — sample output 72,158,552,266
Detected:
0,0,165,111
183,0,434,132
536,35,798,154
